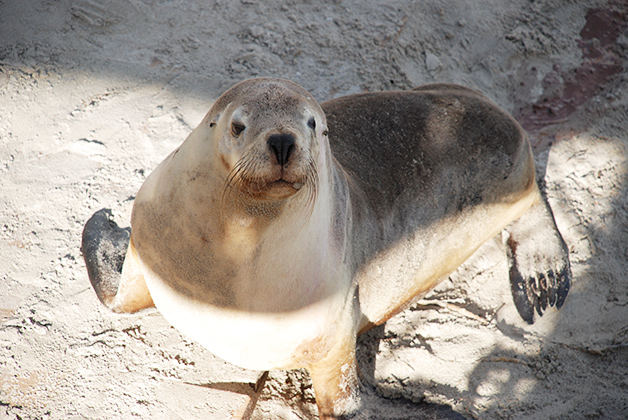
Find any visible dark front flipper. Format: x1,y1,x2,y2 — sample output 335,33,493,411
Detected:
81,208,131,307
505,198,571,324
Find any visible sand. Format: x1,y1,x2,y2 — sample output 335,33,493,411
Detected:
1,0,627,418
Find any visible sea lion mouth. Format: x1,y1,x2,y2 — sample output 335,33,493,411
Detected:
272,179,304,190
242,177,304,200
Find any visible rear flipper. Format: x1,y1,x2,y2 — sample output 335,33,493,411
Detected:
82,208,154,313
505,196,571,324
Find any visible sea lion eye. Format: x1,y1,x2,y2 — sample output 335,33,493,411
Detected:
231,122,245,136
307,117,316,130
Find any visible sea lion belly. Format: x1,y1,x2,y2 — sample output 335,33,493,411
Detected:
142,262,350,370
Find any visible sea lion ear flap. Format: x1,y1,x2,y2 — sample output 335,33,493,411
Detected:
208,114,220,128
316,111,328,137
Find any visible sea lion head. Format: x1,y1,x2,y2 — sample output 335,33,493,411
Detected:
207,78,328,204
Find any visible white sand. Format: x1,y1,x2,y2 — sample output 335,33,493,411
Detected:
1,0,627,419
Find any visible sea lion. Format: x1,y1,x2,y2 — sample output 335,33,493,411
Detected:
82,78,571,419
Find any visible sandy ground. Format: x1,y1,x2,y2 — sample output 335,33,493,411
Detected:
1,0,627,419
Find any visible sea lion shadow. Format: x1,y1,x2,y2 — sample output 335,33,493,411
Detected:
355,323,467,419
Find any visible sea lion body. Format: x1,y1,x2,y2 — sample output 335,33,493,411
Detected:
323,86,539,325
82,78,571,419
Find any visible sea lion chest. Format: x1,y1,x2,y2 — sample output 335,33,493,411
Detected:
133,190,352,370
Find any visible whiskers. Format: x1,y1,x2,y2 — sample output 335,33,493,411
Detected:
221,151,264,217
220,151,319,222
301,155,319,220
223,151,262,199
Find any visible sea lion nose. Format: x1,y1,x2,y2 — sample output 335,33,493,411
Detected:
268,134,295,166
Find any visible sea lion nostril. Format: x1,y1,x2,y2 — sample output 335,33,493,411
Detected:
268,134,295,166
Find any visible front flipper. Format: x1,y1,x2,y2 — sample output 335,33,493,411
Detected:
308,333,361,419
505,197,571,324
82,208,154,313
